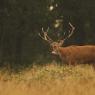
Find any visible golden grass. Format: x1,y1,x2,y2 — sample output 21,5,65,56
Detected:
0,63,95,95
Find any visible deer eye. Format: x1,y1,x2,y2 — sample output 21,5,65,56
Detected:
53,45,57,49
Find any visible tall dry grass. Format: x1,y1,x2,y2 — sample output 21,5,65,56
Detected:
0,63,95,95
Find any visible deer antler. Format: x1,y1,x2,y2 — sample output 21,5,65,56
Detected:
38,23,75,46
38,27,53,44
63,22,75,41
58,22,75,46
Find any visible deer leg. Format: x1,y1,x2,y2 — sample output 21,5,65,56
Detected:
68,60,76,66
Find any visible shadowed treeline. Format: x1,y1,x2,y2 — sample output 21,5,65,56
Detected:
0,0,95,70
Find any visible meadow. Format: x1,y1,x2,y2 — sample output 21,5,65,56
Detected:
0,62,95,95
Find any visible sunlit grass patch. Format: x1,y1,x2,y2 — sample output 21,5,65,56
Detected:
0,62,95,95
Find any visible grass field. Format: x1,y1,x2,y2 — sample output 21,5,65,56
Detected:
0,62,95,95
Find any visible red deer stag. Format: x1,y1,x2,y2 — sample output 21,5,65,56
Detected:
38,23,95,65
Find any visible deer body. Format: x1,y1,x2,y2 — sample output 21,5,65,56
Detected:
52,45,95,64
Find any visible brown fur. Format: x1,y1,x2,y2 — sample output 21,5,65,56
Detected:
52,45,95,65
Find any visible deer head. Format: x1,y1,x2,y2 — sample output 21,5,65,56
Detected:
38,22,75,55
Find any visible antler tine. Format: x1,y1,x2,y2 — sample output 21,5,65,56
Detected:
63,22,75,41
68,22,75,38
47,27,49,32
42,27,49,41
69,22,75,32
46,27,53,42
42,27,44,32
